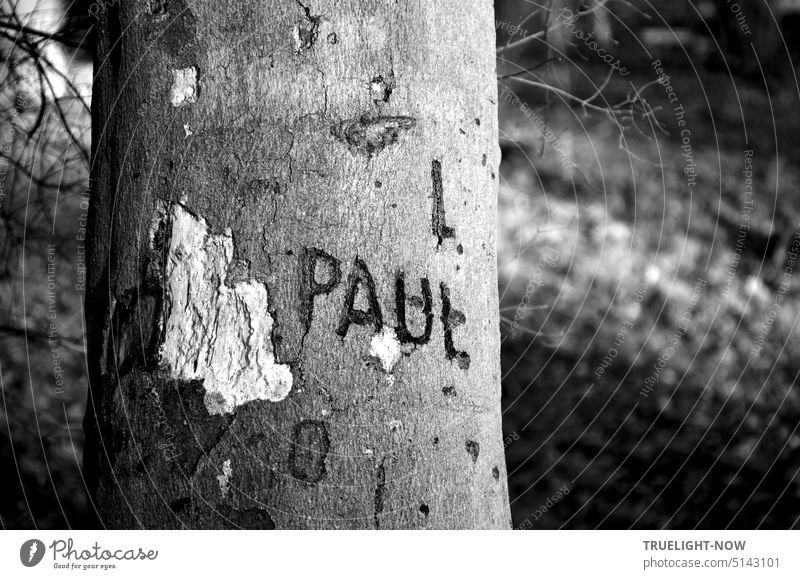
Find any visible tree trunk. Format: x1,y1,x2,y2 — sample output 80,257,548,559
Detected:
84,0,510,529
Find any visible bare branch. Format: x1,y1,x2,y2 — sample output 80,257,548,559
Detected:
497,0,619,55
0,20,87,49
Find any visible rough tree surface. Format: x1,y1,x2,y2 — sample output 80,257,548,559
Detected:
84,0,510,529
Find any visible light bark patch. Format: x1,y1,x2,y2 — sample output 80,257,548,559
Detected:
217,459,232,498
159,203,293,415
369,326,401,373
169,66,198,106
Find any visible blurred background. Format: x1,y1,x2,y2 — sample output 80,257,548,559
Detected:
1,0,800,529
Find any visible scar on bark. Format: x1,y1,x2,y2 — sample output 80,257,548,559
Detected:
431,159,455,246
294,0,320,53
440,283,470,370
374,457,387,529
370,72,395,104
288,420,330,483
330,115,416,157
465,440,480,463
106,206,170,376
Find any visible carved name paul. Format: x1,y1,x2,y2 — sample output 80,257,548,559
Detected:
300,248,470,370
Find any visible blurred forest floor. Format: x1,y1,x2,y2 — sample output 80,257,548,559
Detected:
498,37,800,528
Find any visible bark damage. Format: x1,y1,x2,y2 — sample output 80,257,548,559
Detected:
330,115,416,157
169,66,199,107
159,203,293,415
87,0,511,529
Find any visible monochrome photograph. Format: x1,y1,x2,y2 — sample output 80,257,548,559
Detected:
1,0,799,560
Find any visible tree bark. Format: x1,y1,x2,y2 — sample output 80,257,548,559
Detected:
84,0,510,529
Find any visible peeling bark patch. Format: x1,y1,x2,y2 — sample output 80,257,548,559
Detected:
465,440,480,463
169,66,198,106
217,459,232,498
159,204,293,415
374,458,386,529
330,115,416,157
431,160,455,246
369,327,401,373
492,466,500,481
288,420,330,483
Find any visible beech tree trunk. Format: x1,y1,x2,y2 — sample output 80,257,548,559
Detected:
84,0,510,529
